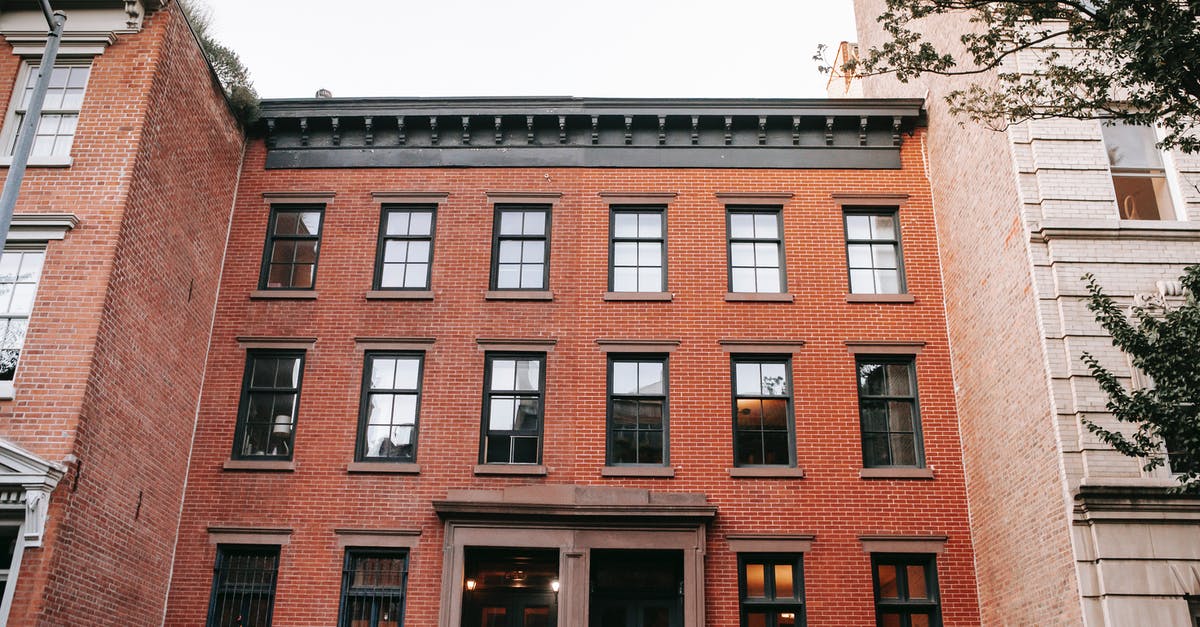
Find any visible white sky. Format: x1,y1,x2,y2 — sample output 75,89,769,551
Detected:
200,0,857,100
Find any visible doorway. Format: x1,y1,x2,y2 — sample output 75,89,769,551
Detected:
589,550,683,627
461,548,558,627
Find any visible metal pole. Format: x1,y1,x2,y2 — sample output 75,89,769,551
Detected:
0,3,66,248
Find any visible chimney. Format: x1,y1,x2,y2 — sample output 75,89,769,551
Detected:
314,88,333,98
825,42,863,98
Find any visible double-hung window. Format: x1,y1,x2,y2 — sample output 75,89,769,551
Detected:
259,205,324,290
481,353,545,464
206,545,280,627
732,357,794,467
610,206,666,292
0,249,45,384
1102,121,1177,220
739,554,805,627
857,358,923,468
338,549,408,627
728,208,785,294
3,62,91,162
357,353,423,463
871,554,941,627
608,356,668,465
845,210,904,294
375,205,435,290
233,350,305,460
491,205,550,290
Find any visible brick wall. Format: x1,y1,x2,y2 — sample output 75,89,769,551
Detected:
165,131,983,625
0,4,244,625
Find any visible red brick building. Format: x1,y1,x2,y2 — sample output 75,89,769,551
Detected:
161,98,984,626
0,1,243,625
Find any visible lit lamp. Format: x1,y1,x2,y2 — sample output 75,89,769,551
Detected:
550,579,560,593
465,578,477,591
268,415,292,455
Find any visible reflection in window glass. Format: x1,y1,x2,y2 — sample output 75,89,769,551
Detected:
359,353,423,462
0,250,44,382
8,64,90,157
845,211,904,294
1102,121,1175,220
235,351,304,459
733,358,793,466
483,354,545,464
857,359,922,468
261,206,324,289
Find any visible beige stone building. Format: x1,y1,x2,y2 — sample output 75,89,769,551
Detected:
850,2,1200,625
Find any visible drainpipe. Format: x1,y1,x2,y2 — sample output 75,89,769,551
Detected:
0,1,67,247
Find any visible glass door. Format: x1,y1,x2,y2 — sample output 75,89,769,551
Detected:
589,550,682,627
462,548,558,627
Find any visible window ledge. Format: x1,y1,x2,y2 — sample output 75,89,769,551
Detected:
724,292,794,303
0,155,72,168
223,459,296,472
250,289,318,300
365,290,434,300
860,467,934,480
347,462,421,474
846,293,915,304
0,381,13,400
728,466,805,478
601,466,676,478
603,291,674,302
485,290,554,301
474,464,548,476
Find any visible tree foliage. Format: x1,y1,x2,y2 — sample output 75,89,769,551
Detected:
178,0,259,124
823,1,1200,152
1080,265,1200,491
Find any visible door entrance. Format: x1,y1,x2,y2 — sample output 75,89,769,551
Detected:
589,550,683,627
461,548,558,627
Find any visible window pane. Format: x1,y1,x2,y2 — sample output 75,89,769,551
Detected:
753,213,778,238
496,264,520,288
614,213,638,237
297,212,322,235
864,434,890,466
293,241,317,264
871,215,896,239
613,242,638,266
761,363,788,395
612,267,637,292
498,240,522,263
755,268,781,293
637,268,661,292
881,613,902,627
520,264,544,288
872,244,897,268
774,563,795,598
745,563,766,597
612,399,637,427
907,564,929,599
1113,174,1171,220
613,362,638,394
848,244,872,268
729,214,755,238
755,242,779,267
638,213,662,238
485,435,511,463
371,358,397,389
386,211,411,236
638,400,663,428
887,364,913,395
638,431,663,463
523,211,546,235
289,264,314,288
0,254,20,282
875,269,901,294
514,360,540,391
736,431,764,465
876,564,899,598
638,362,664,394
730,243,755,266
731,268,756,292
911,614,931,627
499,211,523,235
846,214,871,239
850,269,875,294
762,432,788,464
394,358,420,389
522,240,544,263
404,264,429,288
859,363,886,395
488,398,515,430
514,398,540,431
408,211,432,235
888,401,914,431
737,399,763,428
407,240,430,263
1102,122,1163,169
491,360,516,390
761,399,788,428
278,358,301,388
512,436,538,463
638,242,661,266
861,400,887,432
779,611,797,626
746,613,768,627
368,395,394,425
891,434,917,465
735,363,761,395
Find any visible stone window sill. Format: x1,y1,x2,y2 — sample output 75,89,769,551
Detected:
0,155,71,168
250,290,318,300
846,293,915,304
728,466,805,478
223,459,296,472
347,462,421,474
365,290,434,300
601,466,676,478
474,464,548,476
0,381,13,400
860,467,934,480
485,290,554,301
603,292,674,302
724,292,794,303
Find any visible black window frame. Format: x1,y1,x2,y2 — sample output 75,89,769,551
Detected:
738,553,806,627
337,548,409,627
730,355,797,468
258,204,325,291
844,207,906,295
726,206,786,294
373,203,437,291
355,351,425,463
489,204,552,291
606,354,670,466
479,352,547,465
231,349,306,461
608,205,667,293
871,554,942,627
856,356,924,469
1187,595,1200,627
206,544,280,627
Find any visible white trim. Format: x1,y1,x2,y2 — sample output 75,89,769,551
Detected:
6,214,78,242
0,59,93,166
0,438,66,548
0,381,13,400
0,519,25,627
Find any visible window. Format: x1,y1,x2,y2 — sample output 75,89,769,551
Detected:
1187,596,1200,627
608,356,668,465
375,205,435,290
206,545,279,627
491,205,550,290
1102,121,1176,220
610,207,666,292
739,555,805,627
871,555,941,627
233,351,305,460
357,353,423,463
481,354,545,464
339,549,408,627
1165,432,1198,477
727,209,784,293
732,357,794,466
4,62,91,160
0,524,17,603
0,249,44,382
845,210,904,294
259,205,324,290
857,358,923,468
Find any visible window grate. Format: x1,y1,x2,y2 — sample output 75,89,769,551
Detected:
207,545,279,627
338,549,408,627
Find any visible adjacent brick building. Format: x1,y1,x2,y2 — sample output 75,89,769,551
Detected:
0,1,243,625
158,97,985,626
852,2,1200,624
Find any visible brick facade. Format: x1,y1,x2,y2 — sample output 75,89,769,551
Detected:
0,2,243,625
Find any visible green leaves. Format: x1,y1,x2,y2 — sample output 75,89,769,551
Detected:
838,1,1200,153
180,0,260,124
1081,266,1200,491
